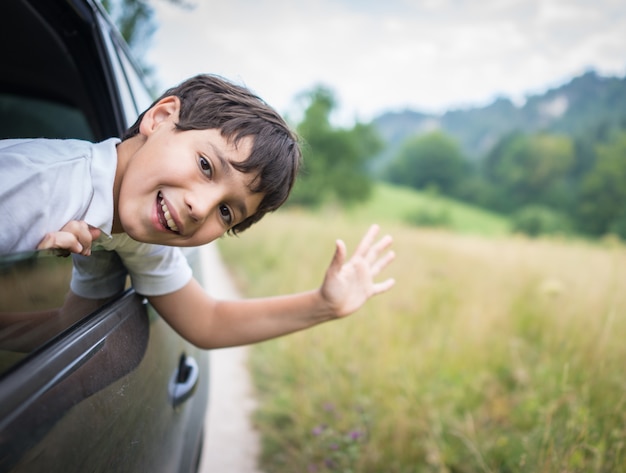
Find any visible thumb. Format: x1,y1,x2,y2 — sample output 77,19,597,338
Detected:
329,239,347,274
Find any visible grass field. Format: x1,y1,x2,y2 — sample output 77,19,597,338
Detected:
344,182,511,237
218,187,626,472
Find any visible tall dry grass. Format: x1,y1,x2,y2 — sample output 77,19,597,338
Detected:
218,209,626,472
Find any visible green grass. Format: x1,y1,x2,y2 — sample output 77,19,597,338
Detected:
342,182,510,237
218,187,626,473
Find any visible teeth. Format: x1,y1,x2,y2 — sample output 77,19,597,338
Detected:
167,218,178,232
159,194,179,232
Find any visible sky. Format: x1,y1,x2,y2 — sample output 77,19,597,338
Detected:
148,0,626,124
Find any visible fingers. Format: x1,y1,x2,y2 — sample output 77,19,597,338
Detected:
372,277,396,295
37,231,85,254
36,221,100,256
369,234,394,266
321,225,395,316
353,224,380,258
370,247,395,277
333,224,395,277
353,224,394,271
60,221,97,255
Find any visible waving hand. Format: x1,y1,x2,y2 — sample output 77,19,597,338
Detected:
320,224,395,318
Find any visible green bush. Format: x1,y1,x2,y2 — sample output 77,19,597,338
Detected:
405,206,451,228
512,205,572,237
608,209,626,239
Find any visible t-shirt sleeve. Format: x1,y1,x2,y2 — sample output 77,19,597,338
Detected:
71,251,129,299
71,240,193,298
116,243,193,296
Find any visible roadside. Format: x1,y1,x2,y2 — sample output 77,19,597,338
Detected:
197,242,263,473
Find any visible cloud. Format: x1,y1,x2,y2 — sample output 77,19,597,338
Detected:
148,0,626,122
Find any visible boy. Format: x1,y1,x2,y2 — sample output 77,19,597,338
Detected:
0,74,394,349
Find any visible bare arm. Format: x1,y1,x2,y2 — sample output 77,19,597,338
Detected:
148,225,395,349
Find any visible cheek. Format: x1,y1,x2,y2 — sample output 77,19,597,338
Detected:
190,223,225,246
116,184,148,234
116,202,137,236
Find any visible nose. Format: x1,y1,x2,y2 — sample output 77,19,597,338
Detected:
184,185,219,224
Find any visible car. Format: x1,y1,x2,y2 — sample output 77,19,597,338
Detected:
0,1,209,472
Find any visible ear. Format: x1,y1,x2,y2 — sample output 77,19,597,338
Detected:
138,96,181,137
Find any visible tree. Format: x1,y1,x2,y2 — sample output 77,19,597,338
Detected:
385,131,465,196
102,0,191,85
102,0,155,57
577,132,626,236
511,205,572,237
289,86,382,206
482,132,575,212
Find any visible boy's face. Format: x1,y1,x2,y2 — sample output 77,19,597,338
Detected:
116,98,263,247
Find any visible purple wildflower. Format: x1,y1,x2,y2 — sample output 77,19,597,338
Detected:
312,425,326,436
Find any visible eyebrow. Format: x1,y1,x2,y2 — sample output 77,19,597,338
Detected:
210,143,232,176
209,143,250,222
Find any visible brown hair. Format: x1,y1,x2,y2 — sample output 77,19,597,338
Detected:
124,74,301,234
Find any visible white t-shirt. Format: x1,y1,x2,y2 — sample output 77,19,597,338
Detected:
0,138,192,298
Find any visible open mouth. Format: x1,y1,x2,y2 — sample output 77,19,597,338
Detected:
157,191,180,233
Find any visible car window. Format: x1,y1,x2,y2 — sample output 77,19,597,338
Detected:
0,250,125,378
0,93,94,141
0,2,129,377
1,0,123,141
0,2,156,373
98,16,153,127
113,35,155,113
101,31,139,127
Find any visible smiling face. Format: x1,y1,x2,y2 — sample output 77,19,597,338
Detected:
114,97,264,247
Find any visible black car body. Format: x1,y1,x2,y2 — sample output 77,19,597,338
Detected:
0,1,209,471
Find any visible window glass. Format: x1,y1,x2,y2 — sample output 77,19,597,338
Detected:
97,17,154,128
0,250,122,377
115,42,154,112
97,18,138,128
0,93,93,140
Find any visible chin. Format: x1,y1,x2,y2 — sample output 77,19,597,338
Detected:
125,231,146,243
119,215,152,243
120,223,147,243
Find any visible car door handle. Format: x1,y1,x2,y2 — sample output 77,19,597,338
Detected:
169,354,199,407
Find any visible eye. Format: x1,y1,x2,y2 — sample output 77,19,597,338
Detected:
219,204,233,226
198,156,213,177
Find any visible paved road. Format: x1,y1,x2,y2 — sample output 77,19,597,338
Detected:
197,243,263,473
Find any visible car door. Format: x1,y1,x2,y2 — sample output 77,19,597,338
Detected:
0,1,208,471
0,249,208,473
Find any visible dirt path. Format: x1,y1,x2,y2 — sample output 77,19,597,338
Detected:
197,243,263,473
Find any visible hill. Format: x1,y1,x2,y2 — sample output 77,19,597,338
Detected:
372,69,626,167
318,182,510,237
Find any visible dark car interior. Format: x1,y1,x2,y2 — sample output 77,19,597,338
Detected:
0,0,120,141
